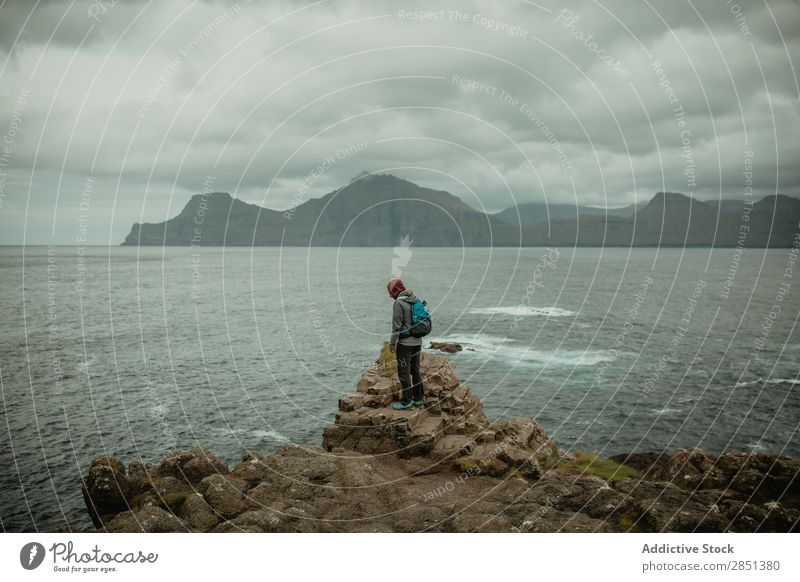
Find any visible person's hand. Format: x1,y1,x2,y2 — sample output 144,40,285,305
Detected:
389,345,396,354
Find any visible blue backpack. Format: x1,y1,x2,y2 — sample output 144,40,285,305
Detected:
400,299,432,338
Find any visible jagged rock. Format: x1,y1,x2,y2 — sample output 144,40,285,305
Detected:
232,452,274,483
496,445,541,479
213,499,322,533
720,499,799,532
322,348,544,471
518,509,613,533
198,474,248,519
611,448,800,503
134,476,191,515
81,456,133,528
214,508,287,533
127,460,158,493
429,434,475,465
428,342,463,353
449,439,541,480
233,446,336,487
103,505,187,533
491,418,564,466
525,474,632,522
246,482,281,509
179,492,219,531
339,393,366,411
211,521,262,533
611,478,729,532
143,475,187,497
324,406,443,457
158,447,229,484
608,451,667,475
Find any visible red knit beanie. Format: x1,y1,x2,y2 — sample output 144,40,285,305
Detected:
387,278,406,299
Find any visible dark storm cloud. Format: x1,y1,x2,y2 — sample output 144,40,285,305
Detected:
0,0,798,243
0,0,151,52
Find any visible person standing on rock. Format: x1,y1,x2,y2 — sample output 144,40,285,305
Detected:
387,278,425,410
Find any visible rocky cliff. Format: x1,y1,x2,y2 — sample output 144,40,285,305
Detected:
78,346,799,532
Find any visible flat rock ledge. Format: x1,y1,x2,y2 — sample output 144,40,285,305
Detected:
78,348,800,533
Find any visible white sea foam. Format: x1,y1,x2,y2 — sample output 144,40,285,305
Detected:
647,407,682,416
509,348,613,367
430,334,613,367
212,427,289,442
735,377,800,388
468,306,577,317
250,429,290,442
735,379,760,388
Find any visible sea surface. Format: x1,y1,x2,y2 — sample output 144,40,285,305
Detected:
1,245,799,531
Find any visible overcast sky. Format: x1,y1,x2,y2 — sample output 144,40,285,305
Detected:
0,0,798,244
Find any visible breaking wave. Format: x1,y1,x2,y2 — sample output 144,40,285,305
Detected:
468,306,577,317
430,334,613,367
211,427,290,443
647,407,683,416
735,377,800,388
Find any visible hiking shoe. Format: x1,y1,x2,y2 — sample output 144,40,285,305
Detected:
411,399,424,407
392,401,414,410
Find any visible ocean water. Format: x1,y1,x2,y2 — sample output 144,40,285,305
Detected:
1,245,799,531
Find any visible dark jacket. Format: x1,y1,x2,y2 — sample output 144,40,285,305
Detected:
390,289,422,349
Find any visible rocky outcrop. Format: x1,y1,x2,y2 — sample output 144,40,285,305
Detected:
428,341,463,353
80,347,800,533
610,448,800,502
81,457,133,528
322,348,560,478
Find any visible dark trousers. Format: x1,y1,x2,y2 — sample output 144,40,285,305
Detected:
396,343,424,403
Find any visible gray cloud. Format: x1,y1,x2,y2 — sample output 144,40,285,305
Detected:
0,0,798,243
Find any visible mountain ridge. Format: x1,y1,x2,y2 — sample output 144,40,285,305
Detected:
122,174,800,247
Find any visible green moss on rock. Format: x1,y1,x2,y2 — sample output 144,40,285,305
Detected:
555,451,641,482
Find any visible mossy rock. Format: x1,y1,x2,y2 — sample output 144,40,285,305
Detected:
453,458,479,473
617,504,645,532
91,456,126,474
156,491,189,514
478,457,509,478
508,464,540,480
128,493,143,511
555,451,641,482
377,342,396,374
530,448,561,470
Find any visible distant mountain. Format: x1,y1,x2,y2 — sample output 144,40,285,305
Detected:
124,173,516,246
492,201,643,225
629,191,717,245
122,175,800,247
706,199,751,212
627,192,800,246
